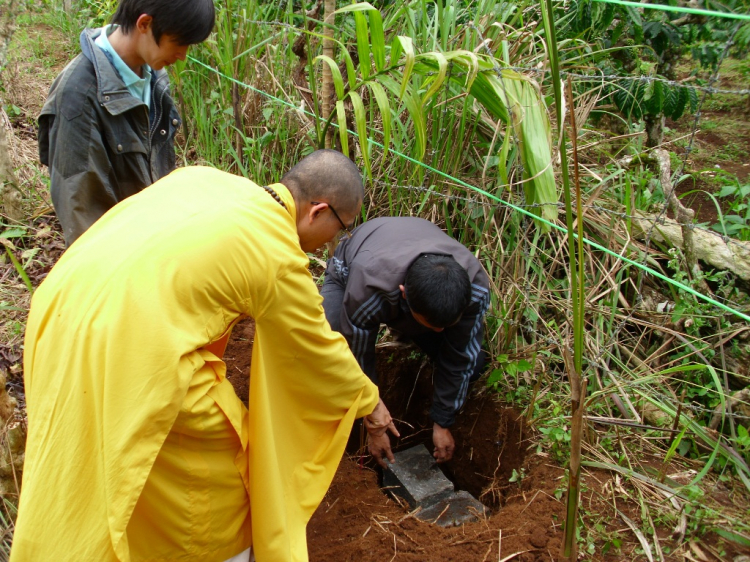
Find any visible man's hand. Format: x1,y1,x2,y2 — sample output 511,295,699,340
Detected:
432,423,455,463
367,431,395,468
364,399,400,468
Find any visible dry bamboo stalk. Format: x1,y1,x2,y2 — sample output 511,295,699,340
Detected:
321,0,335,148
560,347,585,562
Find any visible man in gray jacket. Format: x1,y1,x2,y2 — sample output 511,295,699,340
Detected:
38,0,215,246
321,216,491,465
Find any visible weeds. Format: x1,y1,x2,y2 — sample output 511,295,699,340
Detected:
0,496,16,561
711,179,750,241
2,0,750,559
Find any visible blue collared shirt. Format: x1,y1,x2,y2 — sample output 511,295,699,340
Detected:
95,25,152,109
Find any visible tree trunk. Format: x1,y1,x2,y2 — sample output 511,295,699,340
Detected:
0,0,23,221
631,211,750,280
0,120,22,220
321,0,334,148
644,113,664,149
653,148,709,291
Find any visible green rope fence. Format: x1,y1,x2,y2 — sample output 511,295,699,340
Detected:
591,0,750,21
186,56,750,324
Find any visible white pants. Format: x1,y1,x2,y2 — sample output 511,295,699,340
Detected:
224,547,254,562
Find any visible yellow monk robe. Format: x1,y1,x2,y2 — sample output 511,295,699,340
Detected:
12,166,379,562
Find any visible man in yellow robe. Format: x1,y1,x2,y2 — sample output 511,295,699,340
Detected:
12,150,396,562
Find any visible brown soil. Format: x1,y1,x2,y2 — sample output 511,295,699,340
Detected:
307,455,564,562
6,19,749,558
223,317,255,405
222,335,750,561
224,337,568,561
370,347,533,510
667,107,750,226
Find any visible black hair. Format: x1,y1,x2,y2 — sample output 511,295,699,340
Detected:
281,149,364,214
404,254,471,328
112,0,215,46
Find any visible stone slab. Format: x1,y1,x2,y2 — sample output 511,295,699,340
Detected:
415,490,487,527
382,445,454,508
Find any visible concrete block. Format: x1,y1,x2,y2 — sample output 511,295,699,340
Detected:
382,444,488,527
416,491,487,527
382,445,454,508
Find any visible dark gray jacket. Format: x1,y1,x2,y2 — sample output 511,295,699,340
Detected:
322,217,491,427
38,28,181,246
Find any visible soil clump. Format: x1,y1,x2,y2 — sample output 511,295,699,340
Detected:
224,337,567,561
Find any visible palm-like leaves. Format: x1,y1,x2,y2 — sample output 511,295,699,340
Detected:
312,2,558,228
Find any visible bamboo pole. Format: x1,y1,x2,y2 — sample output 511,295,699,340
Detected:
321,0,335,148
561,349,584,562
539,0,587,555
560,78,586,562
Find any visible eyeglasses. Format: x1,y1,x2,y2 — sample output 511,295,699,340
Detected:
311,201,353,238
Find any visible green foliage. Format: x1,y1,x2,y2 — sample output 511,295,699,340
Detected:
685,12,748,71
735,23,750,54
711,180,750,241
77,0,117,29
486,354,533,393
565,0,632,41
306,1,559,229
38,0,116,34
508,467,526,483
0,497,17,560
3,103,21,119
643,21,681,57
613,78,696,121
1,227,34,293
560,0,733,152
538,418,572,463
736,425,750,465
601,536,623,556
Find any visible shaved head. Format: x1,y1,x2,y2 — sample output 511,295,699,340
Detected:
281,150,364,215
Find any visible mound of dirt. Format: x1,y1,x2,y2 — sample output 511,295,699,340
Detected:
373,347,532,509
224,334,567,561
307,454,563,562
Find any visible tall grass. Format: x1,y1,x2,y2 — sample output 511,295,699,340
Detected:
12,0,750,556
71,0,750,495
176,0,559,229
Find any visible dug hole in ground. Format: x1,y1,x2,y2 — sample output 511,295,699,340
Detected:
225,318,565,562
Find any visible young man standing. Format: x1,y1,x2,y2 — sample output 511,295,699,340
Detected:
38,0,215,246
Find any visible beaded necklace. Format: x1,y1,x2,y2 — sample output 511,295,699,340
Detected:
261,185,287,210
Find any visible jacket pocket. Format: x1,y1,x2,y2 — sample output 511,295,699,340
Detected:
101,114,152,200
102,114,148,157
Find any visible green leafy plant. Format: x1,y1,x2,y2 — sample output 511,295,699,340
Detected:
711,180,750,241
736,425,750,465
309,1,559,228
538,421,572,463
508,467,526,483
486,354,533,393
601,535,623,556
1,227,34,293
613,73,697,123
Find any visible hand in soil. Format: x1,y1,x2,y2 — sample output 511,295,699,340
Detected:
432,424,455,463
367,431,396,468
364,399,400,468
